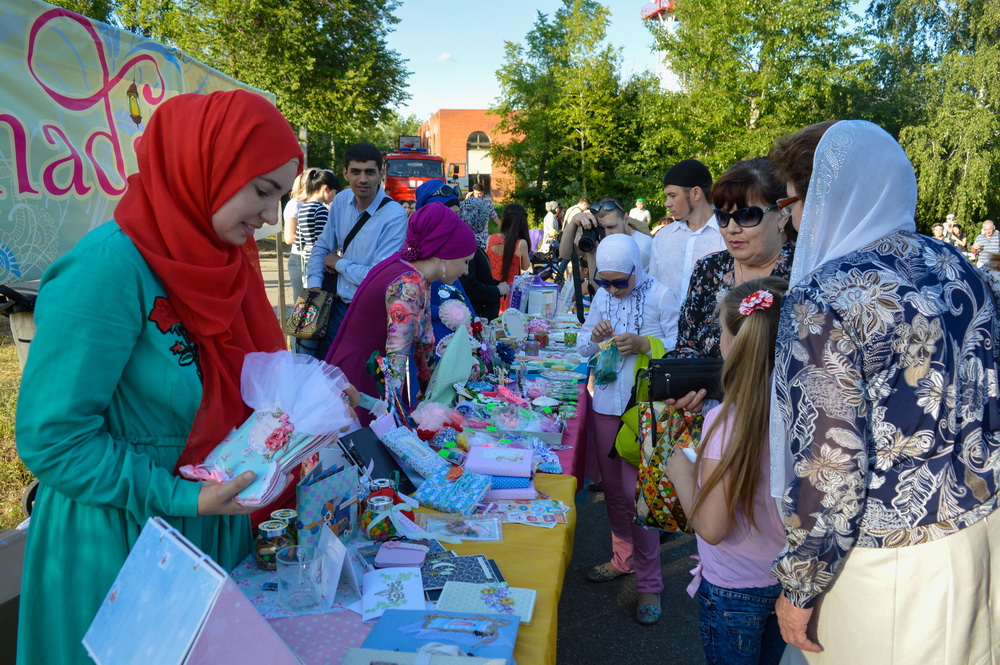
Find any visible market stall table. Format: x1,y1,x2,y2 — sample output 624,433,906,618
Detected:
267,473,577,665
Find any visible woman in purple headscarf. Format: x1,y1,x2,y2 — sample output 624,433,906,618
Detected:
325,202,477,419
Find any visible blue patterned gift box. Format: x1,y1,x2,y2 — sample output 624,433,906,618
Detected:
413,467,492,515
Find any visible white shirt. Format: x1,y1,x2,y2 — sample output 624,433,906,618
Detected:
306,187,407,301
541,211,559,252
648,217,726,300
631,230,652,271
629,208,651,226
577,281,679,416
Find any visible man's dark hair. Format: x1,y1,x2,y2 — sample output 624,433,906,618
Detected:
472,183,484,193
343,142,383,170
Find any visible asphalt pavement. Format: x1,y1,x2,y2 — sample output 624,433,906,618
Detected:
259,253,708,665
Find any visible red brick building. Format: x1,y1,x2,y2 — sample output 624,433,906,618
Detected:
418,109,516,201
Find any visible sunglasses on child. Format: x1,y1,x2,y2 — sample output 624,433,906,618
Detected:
594,267,635,290
714,201,791,228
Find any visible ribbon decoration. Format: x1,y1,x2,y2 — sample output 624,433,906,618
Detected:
686,554,703,598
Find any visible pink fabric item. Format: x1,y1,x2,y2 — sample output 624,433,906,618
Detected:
695,405,786,589
593,411,663,594
484,482,536,500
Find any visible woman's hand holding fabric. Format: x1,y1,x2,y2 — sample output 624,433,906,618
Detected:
776,592,821,653
345,384,361,409
197,470,260,515
591,319,615,342
497,281,510,296
615,332,650,355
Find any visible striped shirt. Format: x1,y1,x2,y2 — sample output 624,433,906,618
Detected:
294,201,329,255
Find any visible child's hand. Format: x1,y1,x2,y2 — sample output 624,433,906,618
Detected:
665,447,695,481
591,320,614,342
615,333,650,355
666,388,708,414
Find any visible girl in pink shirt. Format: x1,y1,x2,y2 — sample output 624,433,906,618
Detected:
667,276,789,665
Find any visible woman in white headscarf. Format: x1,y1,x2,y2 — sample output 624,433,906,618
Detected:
576,234,679,625
767,119,1000,664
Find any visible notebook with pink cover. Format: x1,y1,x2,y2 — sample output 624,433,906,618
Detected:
464,447,533,478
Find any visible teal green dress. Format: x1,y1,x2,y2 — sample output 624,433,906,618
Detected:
15,222,252,665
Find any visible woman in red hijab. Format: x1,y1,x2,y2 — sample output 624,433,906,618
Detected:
325,202,477,420
15,90,301,665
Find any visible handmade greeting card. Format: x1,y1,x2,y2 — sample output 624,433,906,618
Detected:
361,567,425,622
435,582,537,625
320,527,361,605
83,517,299,664
361,609,519,665
420,554,499,591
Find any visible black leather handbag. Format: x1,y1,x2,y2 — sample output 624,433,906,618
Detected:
646,358,724,402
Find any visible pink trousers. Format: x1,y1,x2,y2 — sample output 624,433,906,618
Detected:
593,411,663,594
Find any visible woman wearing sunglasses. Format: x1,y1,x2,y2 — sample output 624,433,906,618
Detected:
670,157,796,359
576,234,679,625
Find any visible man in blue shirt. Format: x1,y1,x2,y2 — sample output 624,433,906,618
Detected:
307,142,407,354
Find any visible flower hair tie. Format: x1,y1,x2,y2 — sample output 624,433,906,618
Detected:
738,290,774,316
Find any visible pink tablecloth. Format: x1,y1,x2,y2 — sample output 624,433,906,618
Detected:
269,610,372,663
554,384,590,489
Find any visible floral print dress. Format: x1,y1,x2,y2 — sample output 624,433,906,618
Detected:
385,269,435,384
670,242,795,357
772,232,1000,609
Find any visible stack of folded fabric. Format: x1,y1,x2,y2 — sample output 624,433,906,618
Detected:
464,446,535,500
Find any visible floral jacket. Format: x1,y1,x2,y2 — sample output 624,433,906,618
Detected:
772,232,1000,608
670,242,795,358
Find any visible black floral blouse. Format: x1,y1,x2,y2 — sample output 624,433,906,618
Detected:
668,241,796,358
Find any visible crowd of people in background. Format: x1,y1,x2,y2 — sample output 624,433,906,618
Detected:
15,96,1000,665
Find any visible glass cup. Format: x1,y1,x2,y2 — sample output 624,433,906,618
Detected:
276,545,322,612
563,330,578,346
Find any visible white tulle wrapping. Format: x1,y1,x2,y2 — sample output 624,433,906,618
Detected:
241,351,354,434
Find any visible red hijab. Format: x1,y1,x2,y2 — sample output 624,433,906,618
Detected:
116,90,303,471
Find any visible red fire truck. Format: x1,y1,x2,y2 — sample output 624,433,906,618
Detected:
382,136,466,202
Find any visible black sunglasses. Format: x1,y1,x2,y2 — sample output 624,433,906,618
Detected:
430,184,462,200
590,200,625,215
594,267,635,290
713,203,781,228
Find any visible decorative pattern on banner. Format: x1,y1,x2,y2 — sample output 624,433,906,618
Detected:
0,0,272,284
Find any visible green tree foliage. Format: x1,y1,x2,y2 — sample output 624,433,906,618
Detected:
897,0,1000,233
648,0,868,178
53,0,410,142
492,0,633,215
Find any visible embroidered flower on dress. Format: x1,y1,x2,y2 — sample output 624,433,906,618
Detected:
149,296,180,333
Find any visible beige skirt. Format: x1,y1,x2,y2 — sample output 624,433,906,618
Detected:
781,510,1000,665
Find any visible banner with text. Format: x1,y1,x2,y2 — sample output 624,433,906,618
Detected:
0,0,274,285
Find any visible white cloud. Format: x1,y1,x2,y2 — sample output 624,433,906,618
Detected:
436,52,454,63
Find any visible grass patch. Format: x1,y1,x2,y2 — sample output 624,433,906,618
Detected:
0,316,31,529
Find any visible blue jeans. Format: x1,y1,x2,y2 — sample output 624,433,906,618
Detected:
313,298,349,360
697,578,786,665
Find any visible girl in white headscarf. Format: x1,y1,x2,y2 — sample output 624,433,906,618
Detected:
767,120,1000,664
576,233,679,625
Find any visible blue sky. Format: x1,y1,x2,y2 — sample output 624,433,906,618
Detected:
385,1,662,121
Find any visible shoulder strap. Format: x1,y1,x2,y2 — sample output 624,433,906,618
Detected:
343,195,393,253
